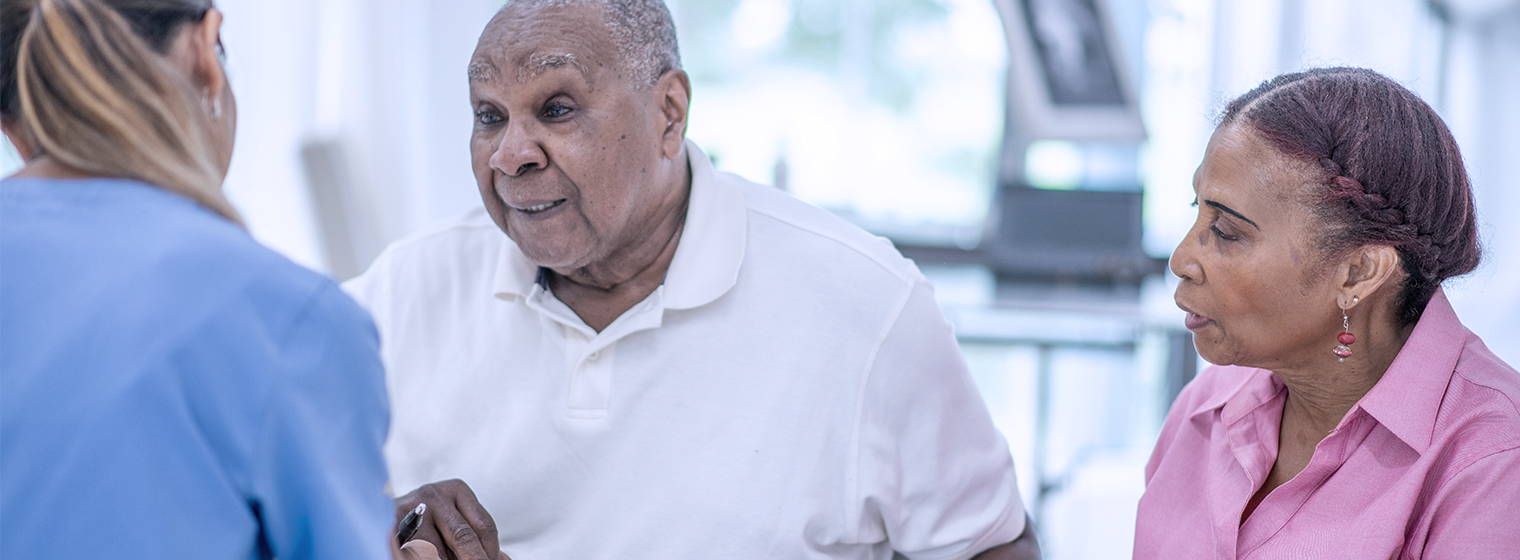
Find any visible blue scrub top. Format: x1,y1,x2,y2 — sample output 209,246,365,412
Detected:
1,178,393,559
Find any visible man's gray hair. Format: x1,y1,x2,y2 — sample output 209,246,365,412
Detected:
505,0,682,88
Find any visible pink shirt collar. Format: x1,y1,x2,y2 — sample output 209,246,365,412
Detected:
1186,288,1467,455
1138,288,1520,559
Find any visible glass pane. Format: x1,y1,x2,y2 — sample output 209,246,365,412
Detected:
668,0,1007,230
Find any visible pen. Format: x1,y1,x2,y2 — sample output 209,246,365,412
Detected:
396,503,426,545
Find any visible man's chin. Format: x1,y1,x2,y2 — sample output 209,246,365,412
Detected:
513,240,590,272
505,217,587,260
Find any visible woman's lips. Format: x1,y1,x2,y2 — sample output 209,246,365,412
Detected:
1184,311,1213,330
1176,300,1213,330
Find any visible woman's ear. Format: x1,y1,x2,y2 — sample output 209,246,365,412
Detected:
1340,245,1402,308
190,9,226,104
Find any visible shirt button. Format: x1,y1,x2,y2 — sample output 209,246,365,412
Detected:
588,351,600,361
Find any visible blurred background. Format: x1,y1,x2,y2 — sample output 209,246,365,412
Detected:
4,0,1515,557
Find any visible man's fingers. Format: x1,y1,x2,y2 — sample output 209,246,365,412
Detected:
395,487,448,558
394,479,499,560
451,485,501,560
434,496,494,560
412,518,452,560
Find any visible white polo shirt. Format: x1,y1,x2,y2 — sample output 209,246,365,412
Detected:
344,142,1026,560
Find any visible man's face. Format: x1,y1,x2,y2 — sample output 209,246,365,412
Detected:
468,3,677,271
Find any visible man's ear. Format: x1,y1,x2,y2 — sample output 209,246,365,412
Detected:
190,9,226,104
654,69,691,160
1339,245,1402,308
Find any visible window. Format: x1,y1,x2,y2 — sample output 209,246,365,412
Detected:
669,0,1007,247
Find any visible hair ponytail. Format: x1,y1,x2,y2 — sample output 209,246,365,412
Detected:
15,0,241,224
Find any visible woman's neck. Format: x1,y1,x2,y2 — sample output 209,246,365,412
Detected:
1273,304,1416,436
11,155,94,180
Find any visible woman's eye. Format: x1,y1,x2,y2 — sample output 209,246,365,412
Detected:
543,103,572,119
1209,224,1239,242
475,110,503,125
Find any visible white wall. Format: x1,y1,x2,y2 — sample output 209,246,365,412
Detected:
1445,5,1520,363
216,0,325,271
213,0,502,277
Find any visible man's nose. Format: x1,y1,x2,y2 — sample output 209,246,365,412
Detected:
490,122,549,177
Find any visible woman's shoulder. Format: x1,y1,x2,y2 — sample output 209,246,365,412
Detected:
1451,334,1520,398
1431,336,1520,468
4,177,362,340
1404,292,1520,472
97,179,330,302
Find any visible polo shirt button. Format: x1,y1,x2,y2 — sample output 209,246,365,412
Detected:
588,351,600,361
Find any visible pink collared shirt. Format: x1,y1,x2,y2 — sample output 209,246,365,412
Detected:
1135,290,1520,559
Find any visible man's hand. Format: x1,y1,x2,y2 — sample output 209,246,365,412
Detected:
971,514,1041,560
394,479,502,560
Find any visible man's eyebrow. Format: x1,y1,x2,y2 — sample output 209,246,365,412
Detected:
1205,200,1260,230
468,61,498,82
516,52,587,81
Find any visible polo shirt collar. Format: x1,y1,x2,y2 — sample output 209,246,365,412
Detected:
493,234,541,302
1354,288,1467,454
491,140,747,310
662,141,747,310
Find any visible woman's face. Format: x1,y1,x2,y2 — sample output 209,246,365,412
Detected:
1170,123,1343,369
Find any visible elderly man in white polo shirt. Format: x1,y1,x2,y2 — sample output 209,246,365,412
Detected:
344,1,1039,559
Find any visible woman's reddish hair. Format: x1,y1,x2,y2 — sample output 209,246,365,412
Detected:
1220,67,1481,324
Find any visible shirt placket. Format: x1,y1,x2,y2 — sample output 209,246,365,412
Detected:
1239,411,1370,557
1205,383,1288,559
1214,412,1271,558
561,325,618,418
526,284,667,418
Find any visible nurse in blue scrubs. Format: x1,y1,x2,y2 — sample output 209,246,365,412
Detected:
0,1,436,559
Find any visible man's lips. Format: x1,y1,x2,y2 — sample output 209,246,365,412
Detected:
511,199,567,214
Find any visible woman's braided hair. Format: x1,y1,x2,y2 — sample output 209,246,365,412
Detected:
1219,67,1481,325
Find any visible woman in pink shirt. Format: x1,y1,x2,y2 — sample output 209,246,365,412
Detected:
1136,67,1519,559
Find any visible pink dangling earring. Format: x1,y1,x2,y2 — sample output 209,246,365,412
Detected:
1333,297,1358,362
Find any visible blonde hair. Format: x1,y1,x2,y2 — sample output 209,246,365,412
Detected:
14,0,241,224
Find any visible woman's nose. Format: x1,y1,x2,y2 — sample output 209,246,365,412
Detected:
1170,229,1203,283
